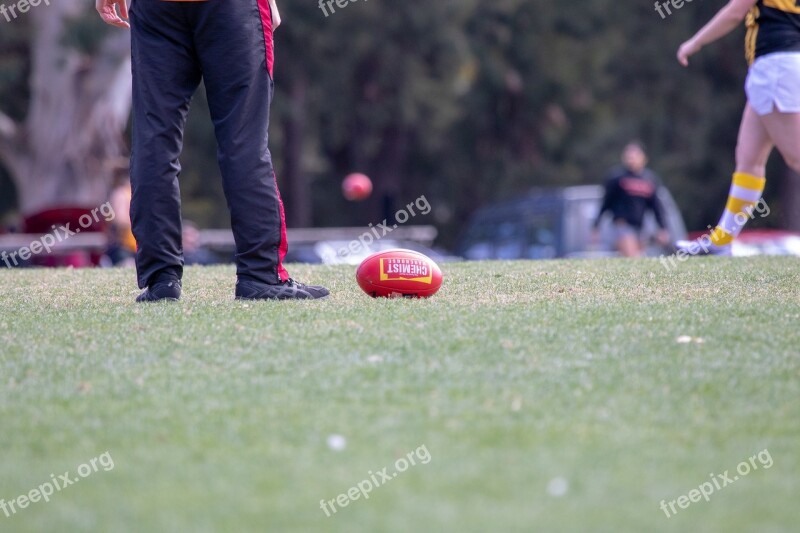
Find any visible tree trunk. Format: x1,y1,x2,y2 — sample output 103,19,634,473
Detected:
0,0,132,216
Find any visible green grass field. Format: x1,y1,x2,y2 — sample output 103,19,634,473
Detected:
1,258,798,532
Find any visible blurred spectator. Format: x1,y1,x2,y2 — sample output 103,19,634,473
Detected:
592,141,670,257
183,221,218,266
106,165,136,266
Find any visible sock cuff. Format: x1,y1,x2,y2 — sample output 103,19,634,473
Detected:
733,172,766,192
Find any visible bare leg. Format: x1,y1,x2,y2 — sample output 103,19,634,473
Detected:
735,104,774,175
677,105,772,254
709,104,772,243
758,110,800,173
616,235,642,257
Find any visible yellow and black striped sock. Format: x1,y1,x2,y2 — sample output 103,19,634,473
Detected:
709,172,766,246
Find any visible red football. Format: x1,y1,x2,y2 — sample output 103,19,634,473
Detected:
342,173,373,201
356,249,443,298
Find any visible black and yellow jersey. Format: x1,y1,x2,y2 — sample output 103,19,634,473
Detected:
745,0,800,64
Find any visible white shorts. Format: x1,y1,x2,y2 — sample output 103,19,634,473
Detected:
745,52,800,116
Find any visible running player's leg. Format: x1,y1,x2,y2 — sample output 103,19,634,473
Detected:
677,104,772,255
758,111,800,173
130,0,202,295
706,104,772,249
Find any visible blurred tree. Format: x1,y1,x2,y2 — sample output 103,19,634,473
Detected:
0,0,130,216
272,0,476,227
0,15,27,223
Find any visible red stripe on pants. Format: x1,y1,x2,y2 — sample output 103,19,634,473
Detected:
256,0,275,78
274,172,290,283
257,1,287,282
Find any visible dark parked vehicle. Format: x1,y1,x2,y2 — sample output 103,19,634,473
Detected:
457,185,687,260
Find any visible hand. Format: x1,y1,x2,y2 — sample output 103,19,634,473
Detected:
97,0,129,29
269,0,281,29
677,39,701,67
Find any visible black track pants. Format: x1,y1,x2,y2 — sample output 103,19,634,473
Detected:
130,0,289,288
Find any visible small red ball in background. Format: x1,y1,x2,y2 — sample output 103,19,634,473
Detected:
342,173,373,201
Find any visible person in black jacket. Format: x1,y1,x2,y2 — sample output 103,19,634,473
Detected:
592,142,670,257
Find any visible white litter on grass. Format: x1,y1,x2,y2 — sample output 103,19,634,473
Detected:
511,397,522,412
677,336,704,344
326,434,347,451
547,477,569,497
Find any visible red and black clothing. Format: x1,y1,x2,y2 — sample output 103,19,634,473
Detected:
593,167,666,231
130,0,289,288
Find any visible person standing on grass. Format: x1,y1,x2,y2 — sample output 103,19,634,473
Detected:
592,141,670,258
675,0,800,256
97,0,329,301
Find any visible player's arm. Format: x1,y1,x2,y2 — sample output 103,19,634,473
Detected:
593,178,615,229
649,186,671,245
96,0,129,28
651,190,665,226
591,179,615,246
648,172,668,229
677,0,757,66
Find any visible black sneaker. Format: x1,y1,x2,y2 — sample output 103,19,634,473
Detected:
136,279,182,303
235,278,330,300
